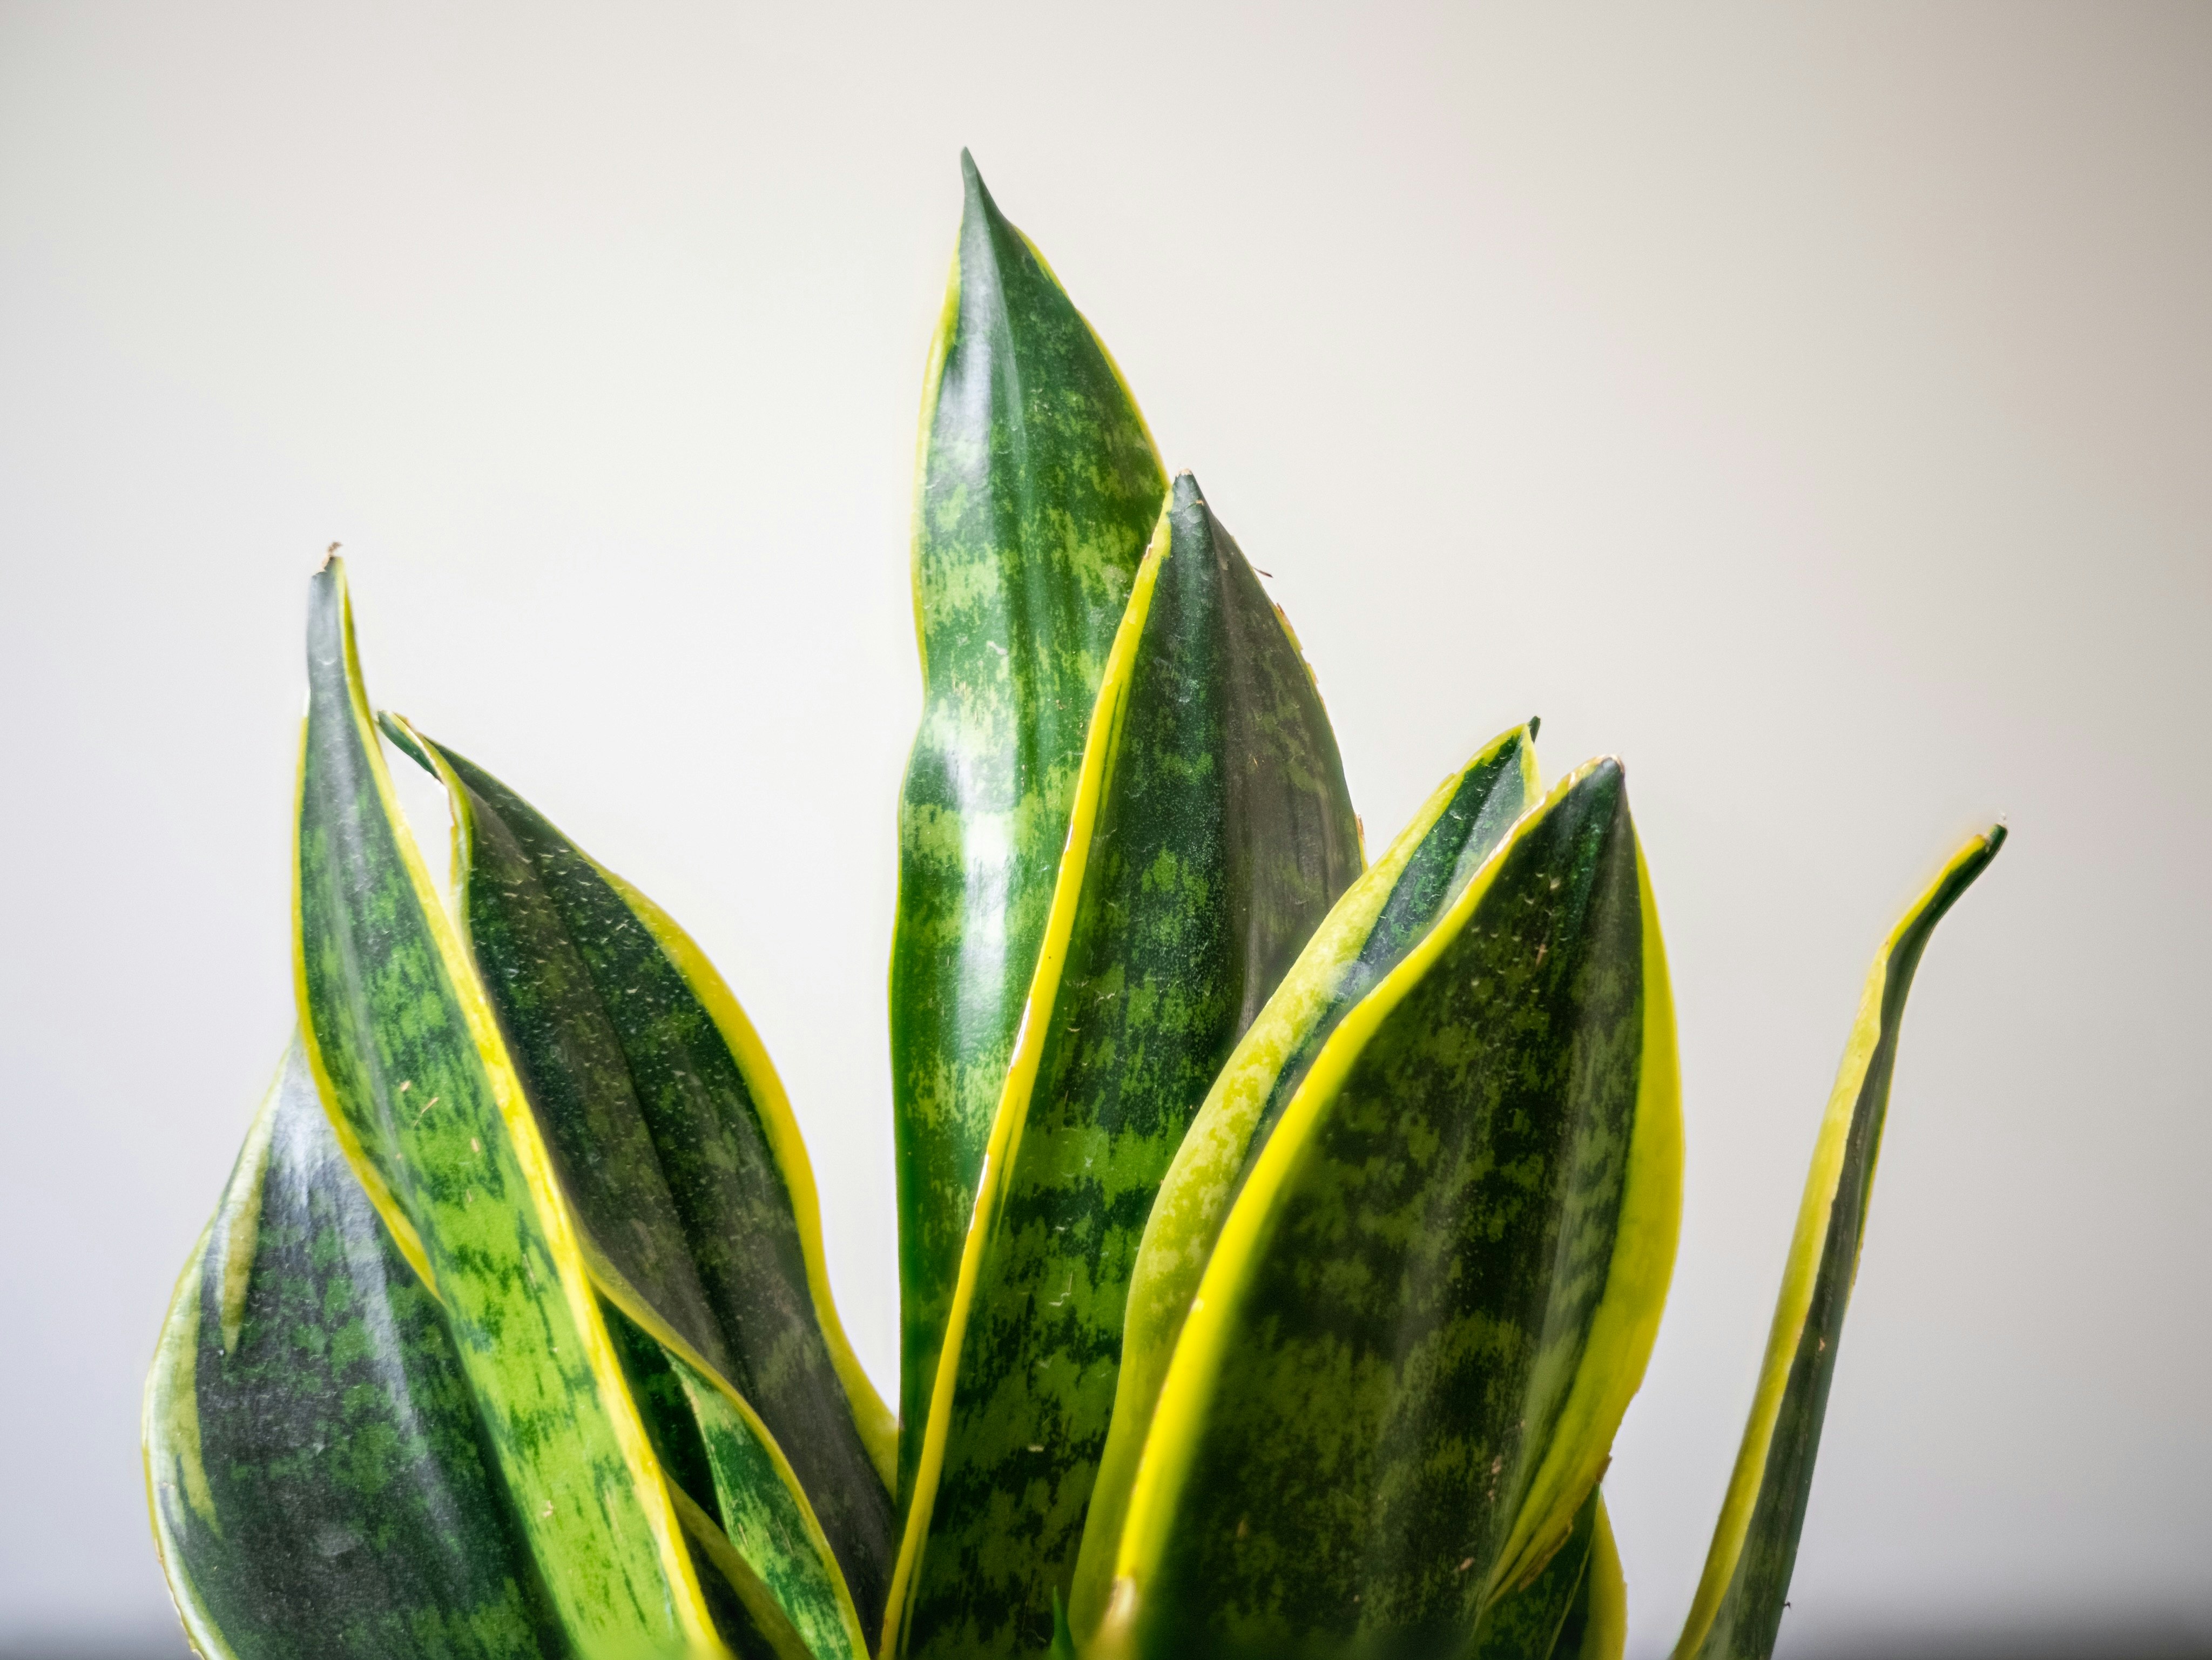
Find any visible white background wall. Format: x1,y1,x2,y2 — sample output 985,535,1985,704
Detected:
2,4,2206,1654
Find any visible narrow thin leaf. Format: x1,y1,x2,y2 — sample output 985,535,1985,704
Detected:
380,716,893,1630
890,151,1168,1509
293,558,720,1656
1103,758,1682,1660
888,474,1363,1659
144,1038,566,1660
1671,827,2007,1660
1074,723,1539,1634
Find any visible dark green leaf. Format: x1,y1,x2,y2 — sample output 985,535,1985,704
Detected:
144,1038,567,1660
890,152,1169,1511
1671,827,2006,1660
1102,758,1681,1660
889,473,1362,1660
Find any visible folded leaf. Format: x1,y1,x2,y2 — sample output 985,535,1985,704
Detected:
1101,757,1682,1660
380,716,894,1631
890,151,1169,1508
1074,722,1539,1634
144,1038,567,1660
293,557,721,1656
1671,827,2006,1660
888,474,1363,1659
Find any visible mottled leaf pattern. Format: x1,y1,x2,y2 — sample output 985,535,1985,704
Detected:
1106,759,1681,1660
889,152,1168,1509
1672,828,2006,1660
145,1038,567,1660
380,719,893,1630
1074,723,1538,1634
889,475,1361,1660
293,559,719,1656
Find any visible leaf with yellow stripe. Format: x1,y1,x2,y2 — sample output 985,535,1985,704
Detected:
1670,827,2007,1660
376,715,893,1636
887,473,1363,1660
1098,757,1683,1660
1073,720,1541,1635
144,1037,568,1660
889,152,1169,1511
293,556,721,1657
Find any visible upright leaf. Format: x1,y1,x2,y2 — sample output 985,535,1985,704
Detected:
1551,1499,1627,1660
1074,722,1539,1634
145,1038,567,1660
1671,827,2006,1660
891,151,1168,1506
379,717,893,1635
888,475,1363,1659
293,558,721,1657
1469,1488,1598,1660
1101,758,1682,1660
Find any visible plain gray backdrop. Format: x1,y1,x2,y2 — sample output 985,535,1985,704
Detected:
2,4,2206,1655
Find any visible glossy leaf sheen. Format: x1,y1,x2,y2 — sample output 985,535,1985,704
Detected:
1112,761,1675,1660
895,475,1361,1660
889,152,1168,1508
145,1040,567,1660
387,724,892,1632
1074,724,1537,1632
294,561,714,1656
1673,828,2005,1660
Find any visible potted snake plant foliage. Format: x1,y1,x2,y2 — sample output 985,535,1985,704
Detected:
145,154,2003,1660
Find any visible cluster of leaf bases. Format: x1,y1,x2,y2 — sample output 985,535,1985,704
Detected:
145,154,2003,1660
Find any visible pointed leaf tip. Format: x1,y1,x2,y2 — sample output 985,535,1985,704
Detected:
1527,716,1541,740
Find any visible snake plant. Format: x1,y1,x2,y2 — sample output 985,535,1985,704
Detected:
144,154,2004,1660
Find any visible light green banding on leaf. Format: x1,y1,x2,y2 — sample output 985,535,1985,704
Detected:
891,475,1363,1660
1672,827,2006,1660
144,1037,568,1659
1073,723,1540,1637
379,715,893,1627
890,152,1169,1516
1107,757,1673,1660
292,558,720,1657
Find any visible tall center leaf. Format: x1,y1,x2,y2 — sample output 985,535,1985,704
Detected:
891,154,1167,1508
889,475,1362,1660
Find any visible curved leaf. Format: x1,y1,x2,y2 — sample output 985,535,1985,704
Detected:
1671,827,2006,1660
890,151,1168,1508
1073,722,1540,1633
293,558,721,1656
144,1038,567,1660
379,716,893,1631
888,474,1363,1659
1102,758,1682,1660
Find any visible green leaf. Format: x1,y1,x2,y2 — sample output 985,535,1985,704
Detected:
144,1037,568,1660
292,557,723,1657
1098,757,1682,1660
1469,1488,1597,1660
1073,721,1540,1635
379,715,893,1635
1549,1497,1626,1660
890,150,1169,1510
1671,826,2006,1660
887,474,1363,1660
